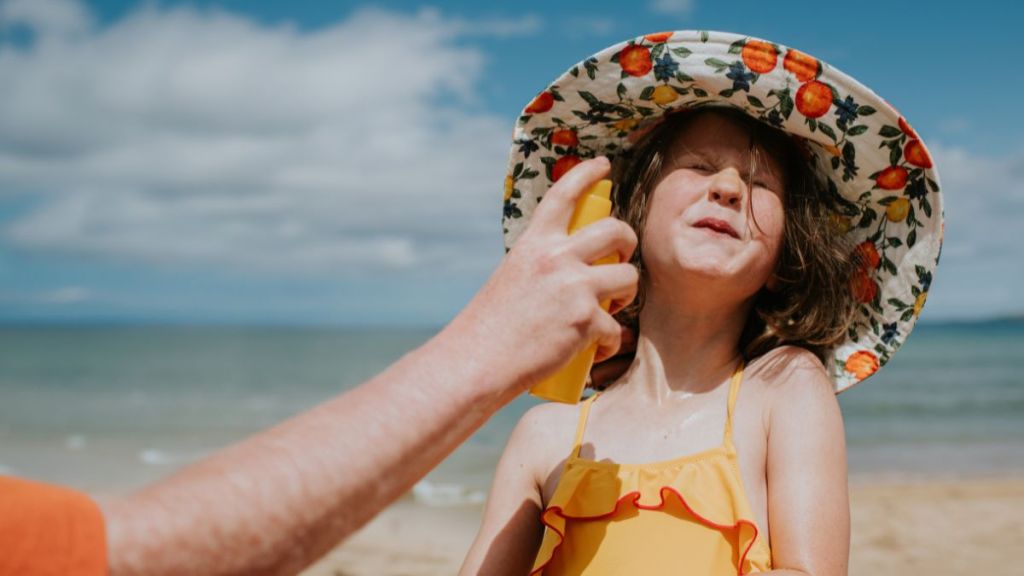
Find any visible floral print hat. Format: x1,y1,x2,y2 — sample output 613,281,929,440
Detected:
501,30,944,394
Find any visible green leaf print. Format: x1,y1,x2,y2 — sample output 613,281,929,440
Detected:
705,57,729,70
879,125,903,138
578,91,601,107
818,122,838,142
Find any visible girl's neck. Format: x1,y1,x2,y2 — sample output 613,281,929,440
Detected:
619,285,752,403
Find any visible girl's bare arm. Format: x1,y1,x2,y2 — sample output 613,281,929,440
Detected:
763,346,851,576
459,405,562,576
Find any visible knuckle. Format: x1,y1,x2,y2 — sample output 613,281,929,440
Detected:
532,249,559,277
613,218,638,240
565,299,594,334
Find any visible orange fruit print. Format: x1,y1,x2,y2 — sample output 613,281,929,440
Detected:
850,269,878,304
741,40,778,73
619,44,653,76
854,241,881,270
795,80,832,118
904,140,932,168
644,32,673,43
550,129,579,148
783,49,819,82
551,155,582,182
526,92,554,114
898,116,919,139
845,350,880,381
875,166,909,190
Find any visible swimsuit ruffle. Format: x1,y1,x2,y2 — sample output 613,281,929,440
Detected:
530,453,769,575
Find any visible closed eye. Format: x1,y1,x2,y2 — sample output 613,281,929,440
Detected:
751,178,782,191
685,161,715,173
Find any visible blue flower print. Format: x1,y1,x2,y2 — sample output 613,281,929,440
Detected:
917,268,932,291
726,61,755,92
881,321,899,344
653,54,679,82
835,95,858,130
517,138,539,158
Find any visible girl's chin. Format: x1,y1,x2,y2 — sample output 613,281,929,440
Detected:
654,257,768,289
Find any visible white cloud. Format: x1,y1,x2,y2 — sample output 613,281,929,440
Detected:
0,0,524,276
923,143,1024,318
451,12,543,37
649,0,696,16
566,16,616,38
0,0,92,40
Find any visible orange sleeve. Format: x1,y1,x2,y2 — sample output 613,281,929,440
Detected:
0,476,108,576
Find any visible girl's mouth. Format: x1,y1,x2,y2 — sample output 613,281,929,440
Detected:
693,217,740,239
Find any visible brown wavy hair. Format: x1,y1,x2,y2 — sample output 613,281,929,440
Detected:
608,106,859,366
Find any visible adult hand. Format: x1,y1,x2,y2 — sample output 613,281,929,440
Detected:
591,322,637,389
454,156,639,392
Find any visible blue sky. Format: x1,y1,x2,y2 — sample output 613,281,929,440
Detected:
0,0,1020,325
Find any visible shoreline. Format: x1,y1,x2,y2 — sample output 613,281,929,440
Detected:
302,473,1024,576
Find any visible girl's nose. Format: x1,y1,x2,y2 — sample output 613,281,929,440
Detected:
707,167,745,208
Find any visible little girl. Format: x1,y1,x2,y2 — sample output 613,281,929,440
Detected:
464,30,943,575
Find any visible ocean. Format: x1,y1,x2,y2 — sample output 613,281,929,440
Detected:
1,322,1022,505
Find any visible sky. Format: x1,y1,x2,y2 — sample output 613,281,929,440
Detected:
0,0,1020,326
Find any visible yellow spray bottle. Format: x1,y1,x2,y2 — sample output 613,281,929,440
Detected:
529,178,618,404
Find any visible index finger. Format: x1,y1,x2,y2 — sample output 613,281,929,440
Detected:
529,156,611,234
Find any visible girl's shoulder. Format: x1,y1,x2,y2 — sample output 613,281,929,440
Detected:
507,400,589,479
746,345,831,389
745,344,837,417
515,400,585,448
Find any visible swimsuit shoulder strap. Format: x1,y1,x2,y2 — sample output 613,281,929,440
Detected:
570,393,600,459
723,359,746,447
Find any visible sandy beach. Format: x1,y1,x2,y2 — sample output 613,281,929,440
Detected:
301,474,1024,575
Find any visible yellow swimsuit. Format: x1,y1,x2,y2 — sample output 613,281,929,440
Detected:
531,361,773,575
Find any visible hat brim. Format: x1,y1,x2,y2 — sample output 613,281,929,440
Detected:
501,30,944,394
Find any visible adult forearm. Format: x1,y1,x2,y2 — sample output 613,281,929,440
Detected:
100,156,637,576
103,314,521,576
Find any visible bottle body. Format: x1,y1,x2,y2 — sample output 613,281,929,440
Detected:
528,179,616,404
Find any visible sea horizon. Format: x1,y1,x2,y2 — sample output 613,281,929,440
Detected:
2,320,1022,505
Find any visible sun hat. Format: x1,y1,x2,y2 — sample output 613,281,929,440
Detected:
500,30,944,394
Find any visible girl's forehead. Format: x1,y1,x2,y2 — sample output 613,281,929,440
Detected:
662,111,789,179
670,112,757,151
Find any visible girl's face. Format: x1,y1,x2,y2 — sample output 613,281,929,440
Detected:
641,111,787,301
